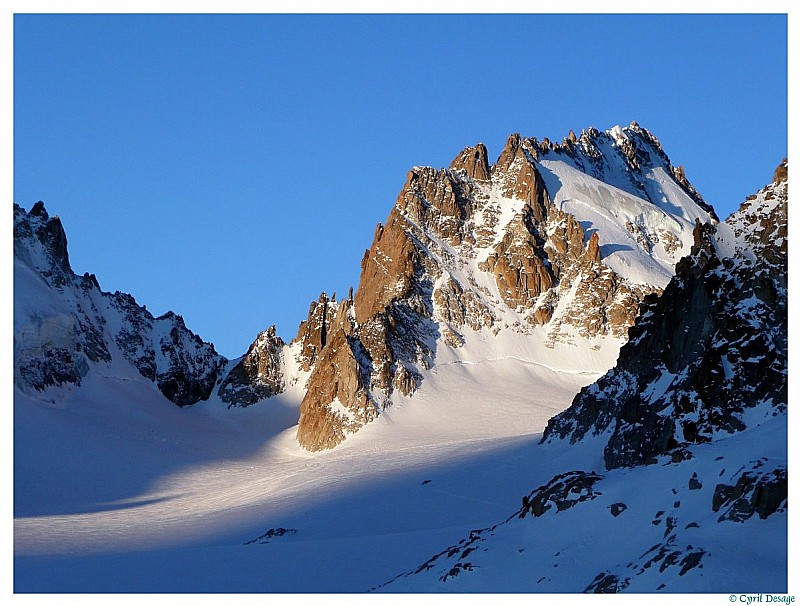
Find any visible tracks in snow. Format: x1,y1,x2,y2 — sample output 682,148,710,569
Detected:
433,355,601,378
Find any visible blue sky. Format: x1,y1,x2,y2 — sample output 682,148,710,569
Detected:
14,13,788,359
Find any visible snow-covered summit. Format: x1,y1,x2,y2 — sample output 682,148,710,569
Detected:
532,122,715,219
533,122,717,288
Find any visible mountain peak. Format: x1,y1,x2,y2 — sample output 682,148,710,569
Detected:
14,201,72,282
13,124,724,451
14,201,227,405
293,124,716,450
516,122,717,222
773,157,788,184
449,142,491,181
29,200,49,218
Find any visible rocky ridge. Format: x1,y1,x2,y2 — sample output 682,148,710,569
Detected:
533,122,716,221
296,123,714,450
217,326,285,407
14,202,227,406
542,160,788,469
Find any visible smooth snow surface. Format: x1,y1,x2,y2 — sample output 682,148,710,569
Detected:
14,355,594,592
15,319,786,593
15,363,787,593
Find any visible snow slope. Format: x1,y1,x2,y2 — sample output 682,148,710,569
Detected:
15,361,786,593
378,412,787,593
14,348,594,592
538,158,706,288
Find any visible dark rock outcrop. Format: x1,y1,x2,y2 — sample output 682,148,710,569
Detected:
712,465,787,522
518,470,604,518
585,572,629,593
151,311,224,406
218,326,285,407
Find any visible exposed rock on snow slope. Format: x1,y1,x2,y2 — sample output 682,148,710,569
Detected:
542,159,787,469
14,202,227,406
217,326,285,407
297,123,715,450
379,161,787,593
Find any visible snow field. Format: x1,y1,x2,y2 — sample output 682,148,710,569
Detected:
14,315,615,591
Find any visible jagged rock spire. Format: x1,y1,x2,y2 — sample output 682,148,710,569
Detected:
449,143,490,182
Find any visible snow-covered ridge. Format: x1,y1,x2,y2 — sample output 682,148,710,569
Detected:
715,158,787,264
378,417,786,592
529,123,717,288
437,125,713,344
533,122,715,219
14,202,227,405
537,159,710,288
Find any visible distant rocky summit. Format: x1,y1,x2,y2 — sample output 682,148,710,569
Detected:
217,326,285,407
14,201,226,405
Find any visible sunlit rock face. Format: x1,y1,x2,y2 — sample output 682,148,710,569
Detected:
296,123,715,450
